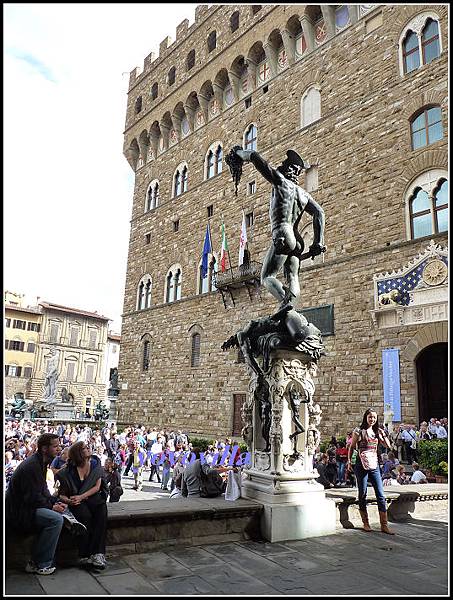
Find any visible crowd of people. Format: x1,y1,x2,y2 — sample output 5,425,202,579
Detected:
4,417,243,574
313,416,447,490
4,412,447,574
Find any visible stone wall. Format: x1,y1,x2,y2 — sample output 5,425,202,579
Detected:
118,5,449,438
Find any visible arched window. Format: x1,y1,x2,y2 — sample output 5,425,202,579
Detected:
135,96,142,114
146,180,159,211
168,66,176,86
244,124,257,151
399,14,442,76
301,86,321,127
403,30,420,74
151,82,158,100
191,333,201,367
207,31,217,52
410,106,443,150
142,340,150,371
173,163,188,197
137,275,152,309
187,49,195,71
421,18,440,64
205,143,223,179
165,266,182,303
230,11,240,32
406,172,448,239
252,6,262,16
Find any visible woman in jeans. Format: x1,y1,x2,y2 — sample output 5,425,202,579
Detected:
347,408,394,535
56,441,108,568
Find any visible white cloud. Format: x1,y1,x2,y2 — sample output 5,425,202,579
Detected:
4,3,198,331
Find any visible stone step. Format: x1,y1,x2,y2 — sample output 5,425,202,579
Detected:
6,497,264,569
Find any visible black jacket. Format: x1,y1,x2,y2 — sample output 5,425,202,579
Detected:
5,452,57,533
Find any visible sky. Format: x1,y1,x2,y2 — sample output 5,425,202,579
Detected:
4,3,199,333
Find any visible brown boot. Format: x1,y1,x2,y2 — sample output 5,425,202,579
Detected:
379,511,395,535
359,509,372,532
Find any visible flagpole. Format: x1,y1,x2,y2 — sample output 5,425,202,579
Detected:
222,219,234,279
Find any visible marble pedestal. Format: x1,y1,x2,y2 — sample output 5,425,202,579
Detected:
53,402,75,420
241,350,336,542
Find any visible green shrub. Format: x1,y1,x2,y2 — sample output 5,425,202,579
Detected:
188,437,212,451
417,439,448,472
437,461,448,476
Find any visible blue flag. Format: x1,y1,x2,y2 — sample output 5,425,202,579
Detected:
201,225,212,279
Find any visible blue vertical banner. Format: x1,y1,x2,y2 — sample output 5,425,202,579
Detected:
382,348,401,421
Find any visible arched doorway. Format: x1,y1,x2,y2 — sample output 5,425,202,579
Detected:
416,343,448,423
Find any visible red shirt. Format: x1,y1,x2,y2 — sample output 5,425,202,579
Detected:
336,447,348,463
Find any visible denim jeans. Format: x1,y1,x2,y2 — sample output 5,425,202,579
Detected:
32,508,64,568
354,458,387,513
337,462,346,482
161,467,171,489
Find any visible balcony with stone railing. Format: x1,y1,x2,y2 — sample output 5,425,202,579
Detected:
214,261,262,307
39,335,104,352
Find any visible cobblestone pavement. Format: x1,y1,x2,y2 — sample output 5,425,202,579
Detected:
5,505,448,596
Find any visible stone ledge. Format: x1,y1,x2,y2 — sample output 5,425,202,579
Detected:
326,483,448,528
6,497,264,569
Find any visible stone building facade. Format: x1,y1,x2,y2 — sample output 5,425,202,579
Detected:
29,302,111,416
4,292,42,400
118,4,448,438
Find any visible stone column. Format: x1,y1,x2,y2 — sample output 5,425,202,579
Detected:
241,350,336,542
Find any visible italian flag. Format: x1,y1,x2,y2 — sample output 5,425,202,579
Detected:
220,223,229,272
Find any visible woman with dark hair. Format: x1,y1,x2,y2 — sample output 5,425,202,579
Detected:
56,440,108,568
347,408,394,535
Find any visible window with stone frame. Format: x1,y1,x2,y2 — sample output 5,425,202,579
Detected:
173,164,188,197
400,15,441,76
230,11,239,32
190,333,201,367
251,6,261,16
168,66,176,86
23,366,33,378
69,326,79,347
301,86,321,127
186,49,195,71
143,339,150,371
151,82,158,100
135,96,142,114
421,18,441,65
146,180,159,211
409,178,448,239
403,30,421,74
244,124,257,151
165,267,182,303
85,363,95,383
66,361,76,381
207,30,217,52
137,275,152,310
27,341,36,353
205,143,223,179
410,106,443,150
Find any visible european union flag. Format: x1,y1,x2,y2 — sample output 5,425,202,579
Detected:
201,225,212,279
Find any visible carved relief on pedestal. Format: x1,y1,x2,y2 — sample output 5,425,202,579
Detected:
255,452,271,471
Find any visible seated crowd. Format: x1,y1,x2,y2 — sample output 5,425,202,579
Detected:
4,418,242,575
